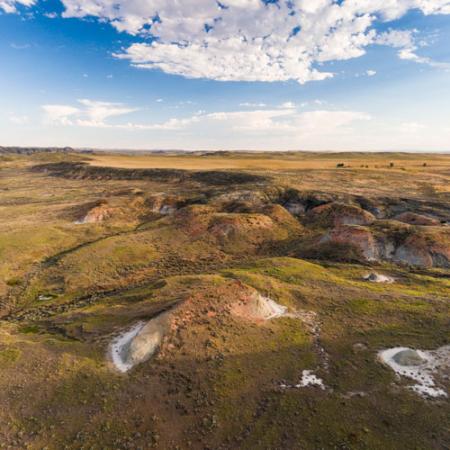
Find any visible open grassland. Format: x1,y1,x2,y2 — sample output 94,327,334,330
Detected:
88,150,450,172
0,150,449,449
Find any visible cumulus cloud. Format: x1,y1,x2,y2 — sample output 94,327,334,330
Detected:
0,0,34,13
56,0,450,83
42,99,137,127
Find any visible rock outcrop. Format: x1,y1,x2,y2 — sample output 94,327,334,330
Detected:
111,310,173,372
364,273,394,283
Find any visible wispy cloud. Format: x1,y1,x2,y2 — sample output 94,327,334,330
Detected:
41,99,370,141
10,42,30,50
9,114,29,125
278,101,296,109
240,102,267,108
42,99,138,127
377,29,450,71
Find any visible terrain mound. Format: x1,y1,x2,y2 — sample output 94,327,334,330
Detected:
310,221,450,268
306,202,375,228
320,225,378,261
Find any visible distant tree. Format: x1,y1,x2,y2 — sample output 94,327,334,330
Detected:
423,162,427,167
389,162,394,167
336,163,345,168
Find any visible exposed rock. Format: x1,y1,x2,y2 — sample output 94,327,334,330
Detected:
394,235,433,268
75,201,116,224
110,310,172,372
393,349,426,367
283,201,305,216
126,311,172,366
379,346,449,398
145,194,182,215
231,292,289,321
393,212,440,226
321,226,379,261
307,202,375,228
364,273,394,283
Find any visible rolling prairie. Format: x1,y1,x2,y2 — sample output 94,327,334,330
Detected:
0,149,449,450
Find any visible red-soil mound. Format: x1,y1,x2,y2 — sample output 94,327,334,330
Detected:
307,202,375,228
321,225,379,261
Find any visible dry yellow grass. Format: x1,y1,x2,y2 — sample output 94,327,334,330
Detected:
88,152,450,172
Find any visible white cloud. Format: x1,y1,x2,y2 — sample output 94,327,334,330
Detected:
10,42,30,50
366,69,377,76
42,99,137,127
44,11,58,19
0,0,34,13
400,121,427,133
279,101,296,109
57,0,450,83
42,104,81,126
376,28,450,70
41,99,370,143
9,114,29,125
240,102,267,108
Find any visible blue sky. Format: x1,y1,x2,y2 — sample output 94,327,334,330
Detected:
1,0,450,151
